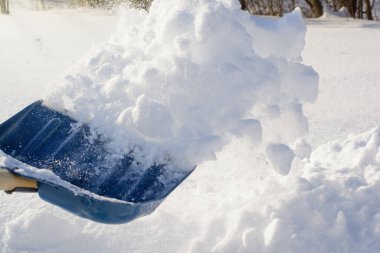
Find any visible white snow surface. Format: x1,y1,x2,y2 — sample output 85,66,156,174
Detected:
1,1,380,253
46,0,318,171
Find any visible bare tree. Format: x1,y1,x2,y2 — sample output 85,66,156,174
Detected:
325,0,375,19
36,0,46,10
128,0,153,11
304,0,324,16
239,0,295,16
81,0,154,11
1,0,9,14
365,0,374,19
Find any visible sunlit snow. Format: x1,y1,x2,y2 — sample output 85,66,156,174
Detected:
1,1,380,252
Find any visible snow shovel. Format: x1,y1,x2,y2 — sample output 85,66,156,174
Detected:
0,101,194,224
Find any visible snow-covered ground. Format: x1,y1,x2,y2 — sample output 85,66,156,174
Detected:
0,4,117,120
1,1,380,253
304,17,380,146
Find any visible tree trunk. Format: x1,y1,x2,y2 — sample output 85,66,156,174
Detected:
346,0,358,18
239,0,259,15
290,0,296,10
1,0,9,14
365,0,373,19
277,0,284,16
239,0,247,10
358,0,363,18
305,0,323,17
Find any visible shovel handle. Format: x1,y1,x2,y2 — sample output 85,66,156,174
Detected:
0,168,37,193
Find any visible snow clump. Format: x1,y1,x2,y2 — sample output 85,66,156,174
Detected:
47,0,318,173
186,128,380,253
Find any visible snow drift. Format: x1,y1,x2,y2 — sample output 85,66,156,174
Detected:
199,127,380,253
46,0,318,173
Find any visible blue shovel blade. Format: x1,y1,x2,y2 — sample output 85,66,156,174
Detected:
0,101,194,224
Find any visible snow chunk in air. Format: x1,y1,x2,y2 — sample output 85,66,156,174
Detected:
265,143,295,175
47,0,318,171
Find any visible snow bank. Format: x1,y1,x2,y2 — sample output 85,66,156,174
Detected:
280,127,380,252
185,127,380,253
47,1,318,172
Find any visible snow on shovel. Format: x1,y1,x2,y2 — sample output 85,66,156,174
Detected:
0,101,194,224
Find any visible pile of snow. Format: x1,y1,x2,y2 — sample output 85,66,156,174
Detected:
3,2,380,253
170,127,380,253
265,127,380,252
47,0,318,173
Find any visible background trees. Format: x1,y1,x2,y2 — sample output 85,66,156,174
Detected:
239,0,376,19
0,0,9,14
325,0,375,19
0,0,377,20
128,0,152,10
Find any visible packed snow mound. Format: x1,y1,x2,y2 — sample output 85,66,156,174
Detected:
47,0,318,171
187,127,380,253
283,127,380,252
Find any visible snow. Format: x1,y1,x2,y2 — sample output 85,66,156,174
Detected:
303,18,380,146
46,2,317,172
293,138,312,159
0,3,117,120
265,143,295,175
1,1,380,253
